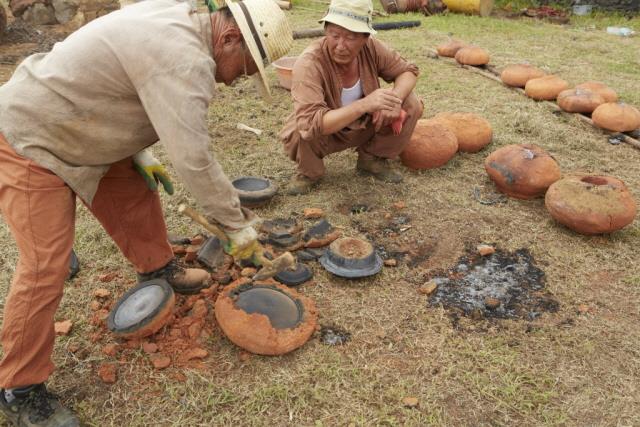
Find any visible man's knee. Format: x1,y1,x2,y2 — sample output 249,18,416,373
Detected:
403,92,424,118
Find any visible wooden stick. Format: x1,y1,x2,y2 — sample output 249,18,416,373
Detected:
426,48,640,150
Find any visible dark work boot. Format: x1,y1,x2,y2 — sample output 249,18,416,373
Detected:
356,153,403,183
138,259,211,295
0,383,79,427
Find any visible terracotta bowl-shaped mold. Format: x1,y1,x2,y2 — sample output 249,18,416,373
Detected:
214,280,318,355
232,176,278,208
557,88,605,114
274,263,314,287
272,56,298,91
454,46,490,66
500,64,546,88
433,112,493,153
575,81,618,103
107,279,175,340
524,75,569,101
484,144,561,199
592,102,640,132
545,175,637,235
436,40,467,57
319,237,383,279
400,119,458,170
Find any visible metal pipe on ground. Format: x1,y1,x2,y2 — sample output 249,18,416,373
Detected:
425,48,640,151
293,20,421,39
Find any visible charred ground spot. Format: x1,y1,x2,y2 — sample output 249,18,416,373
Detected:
320,325,351,346
427,248,559,320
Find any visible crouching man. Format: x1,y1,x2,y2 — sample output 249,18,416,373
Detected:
279,0,423,195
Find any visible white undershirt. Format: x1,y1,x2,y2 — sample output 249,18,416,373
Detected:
341,79,363,106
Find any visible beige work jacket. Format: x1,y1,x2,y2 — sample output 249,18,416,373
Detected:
0,0,252,229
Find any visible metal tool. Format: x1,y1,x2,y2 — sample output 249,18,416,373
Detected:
178,204,295,281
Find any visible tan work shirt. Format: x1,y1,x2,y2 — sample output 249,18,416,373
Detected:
280,36,420,144
0,0,252,229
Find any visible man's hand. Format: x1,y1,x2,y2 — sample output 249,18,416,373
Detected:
360,88,402,115
133,149,174,195
223,225,260,263
372,108,402,132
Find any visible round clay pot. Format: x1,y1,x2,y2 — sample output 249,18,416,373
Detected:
545,175,637,235
319,237,383,278
436,40,466,58
484,144,561,199
454,46,490,66
575,81,618,103
107,279,175,340
232,176,278,208
557,88,605,114
433,112,493,153
215,280,318,355
400,119,458,169
592,102,640,132
500,64,546,88
524,75,569,101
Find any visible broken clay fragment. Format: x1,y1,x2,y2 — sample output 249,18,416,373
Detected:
477,245,495,256
484,297,501,310
150,354,172,369
97,363,117,384
303,208,324,219
94,288,111,298
54,320,73,336
402,397,419,408
102,344,119,357
418,282,438,296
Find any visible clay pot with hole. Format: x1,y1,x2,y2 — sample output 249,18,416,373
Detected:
454,46,490,66
575,81,617,103
484,144,561,199
500,64,546,88
557,88,605,114
433,112,493,153
436,40,466,57
215,280,317,355
400,119,458,169
592,102,640,132
545,175,637,235
232,177,277,208
524,75,569,101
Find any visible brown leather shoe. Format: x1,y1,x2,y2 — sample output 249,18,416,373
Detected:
138,259,211,295
286,174,319,196
356,153,403,183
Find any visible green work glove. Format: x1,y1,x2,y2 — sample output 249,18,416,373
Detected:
133,149,174,195
223,226,261,264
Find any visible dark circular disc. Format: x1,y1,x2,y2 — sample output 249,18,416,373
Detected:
234,286,303,329
107,279,174,335
319,237,382,279
274,263,313,287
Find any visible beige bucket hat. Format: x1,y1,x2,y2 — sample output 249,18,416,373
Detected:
227,0,293,97
319,0,377,35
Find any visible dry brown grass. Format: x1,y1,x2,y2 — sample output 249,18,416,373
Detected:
1,3,640,426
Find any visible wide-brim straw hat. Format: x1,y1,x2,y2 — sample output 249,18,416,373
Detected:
319,0,377,35
227,0,293,99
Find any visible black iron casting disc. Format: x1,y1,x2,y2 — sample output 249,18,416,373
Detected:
319,237,383,279
107,279,174,335
274,263,314,287
232,176,278,207
232,285,304,329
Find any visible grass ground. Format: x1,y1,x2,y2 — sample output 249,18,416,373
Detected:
1,1,639,426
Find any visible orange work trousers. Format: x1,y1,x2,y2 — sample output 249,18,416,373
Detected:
0,134,174,388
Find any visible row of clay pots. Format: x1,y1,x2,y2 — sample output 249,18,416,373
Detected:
436,40,490,67
400,113,493,170
484,144,637,234
500,64,640,132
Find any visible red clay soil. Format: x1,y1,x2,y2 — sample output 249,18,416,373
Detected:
545,174,638,235
215,279,318,356
484,144,561,199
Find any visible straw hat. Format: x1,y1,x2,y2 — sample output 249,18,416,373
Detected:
227,0,293,98
319,0,376,35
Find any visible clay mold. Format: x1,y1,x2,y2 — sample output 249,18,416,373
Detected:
215,280,318,355
320,237,383,278
107,279,175,339
274,263,313,287
304,219,341,248
232,176,278,208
